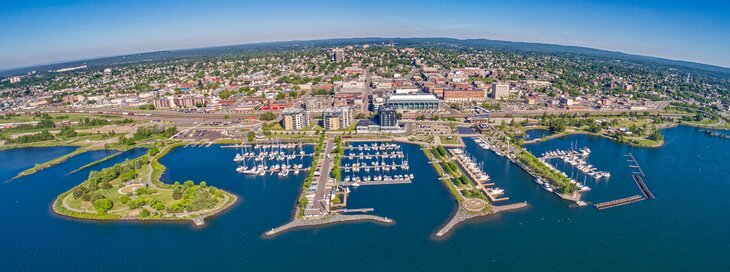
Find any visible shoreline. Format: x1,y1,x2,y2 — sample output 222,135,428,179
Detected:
522,129,666,148
264,214,394,237
51,191,239,226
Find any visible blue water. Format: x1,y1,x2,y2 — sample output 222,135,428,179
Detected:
1,126,728,271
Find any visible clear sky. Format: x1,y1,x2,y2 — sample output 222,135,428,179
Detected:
1,0,729,70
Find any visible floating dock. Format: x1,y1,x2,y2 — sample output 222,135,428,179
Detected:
594,195,645,210
632,175,655,200
340,179,412,186
625,153,645,177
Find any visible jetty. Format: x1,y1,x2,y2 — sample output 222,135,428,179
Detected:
435,202,528,238
264,214,393,237
594,195,645,210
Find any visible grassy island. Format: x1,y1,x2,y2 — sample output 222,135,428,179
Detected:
52,144,236,224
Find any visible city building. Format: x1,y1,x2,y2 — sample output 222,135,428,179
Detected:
385,94,439,111
303,97,326,111
322,106,353,130
491,82,510,99
281,108,310,130
333,48,344,62
9,76,21,84
378,105,398,127
443,89,486,102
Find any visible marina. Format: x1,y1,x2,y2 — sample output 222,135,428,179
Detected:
232,142,313,177
449,148,509,202
297,139,416,220
1,126,728,271
540,147,611,180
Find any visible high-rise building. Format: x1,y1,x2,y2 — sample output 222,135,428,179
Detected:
9,76,21,84
491,82,510,100
281,108,310,130
378,105,398,127
322,106,353,130
333,48,344,62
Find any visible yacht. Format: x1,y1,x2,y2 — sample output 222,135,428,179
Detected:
543,183,554,192
535,178,544,185
488,188,505,195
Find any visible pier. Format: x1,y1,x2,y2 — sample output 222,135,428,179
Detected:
340,179,411,186
632,175,655,199
625,153,655,199
342,164,409,171
450,148,509,202
594,195,645,210
625,153,645,177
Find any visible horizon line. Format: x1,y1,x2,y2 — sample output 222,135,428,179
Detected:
2,36,729,74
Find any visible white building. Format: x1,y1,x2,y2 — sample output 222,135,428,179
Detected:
491,82,510,100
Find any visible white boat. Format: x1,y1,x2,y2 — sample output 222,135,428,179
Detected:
488,188,504,195
543,183,554,192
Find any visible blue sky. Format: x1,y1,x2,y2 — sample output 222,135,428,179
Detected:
1,0,729,70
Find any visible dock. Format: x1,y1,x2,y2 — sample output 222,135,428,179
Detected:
340,179,412,186
449,149,509,202
594,195,645,210
625,153,655,199
632,175,655,199
625,153,645,177
342,164,409,171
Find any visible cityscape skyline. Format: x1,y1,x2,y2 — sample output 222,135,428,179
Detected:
1,0,729,71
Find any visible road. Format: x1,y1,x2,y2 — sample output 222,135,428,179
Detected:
310,135,335,216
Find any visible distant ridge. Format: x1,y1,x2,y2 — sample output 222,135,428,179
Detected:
2,37,729,78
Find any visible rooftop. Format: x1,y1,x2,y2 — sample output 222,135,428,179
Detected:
387,94,439,102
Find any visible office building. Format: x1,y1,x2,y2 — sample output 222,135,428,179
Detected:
378,105,398,127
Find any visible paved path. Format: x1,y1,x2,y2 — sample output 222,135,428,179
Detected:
308,135,335,216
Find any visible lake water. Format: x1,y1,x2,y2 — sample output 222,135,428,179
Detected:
1,126,728,271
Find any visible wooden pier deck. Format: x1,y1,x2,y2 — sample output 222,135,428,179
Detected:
594,195,645,210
